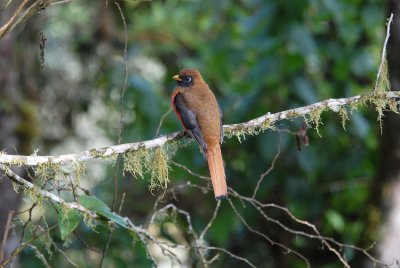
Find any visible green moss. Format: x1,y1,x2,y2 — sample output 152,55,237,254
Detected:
81,211,97,230
123,149,149,179
338,107,349,131
372,58,391,131
7,156,27,167
232,127,251,143
124,146,170,193
34,162,63,185
165,140,181,156
260,118,273,131
12,181,20,193
387,98,399,114
375,58,390,92
148,147,170,192
90,145,118,163
23,184,46,207
286,110,300,118
308,105,325,137
224,120,271,143
89,148,108,158
73,162,86,186
89,147,118,163
368,91,389,133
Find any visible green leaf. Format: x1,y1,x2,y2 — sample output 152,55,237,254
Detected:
325,209,345,232
78,195,128,228
58,207,82,240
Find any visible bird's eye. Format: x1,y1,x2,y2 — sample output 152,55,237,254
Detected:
184,77,192,83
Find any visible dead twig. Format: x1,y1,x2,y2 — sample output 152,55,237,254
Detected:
0,210,14,264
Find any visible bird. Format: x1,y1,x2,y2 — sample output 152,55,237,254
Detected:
171,69,227,200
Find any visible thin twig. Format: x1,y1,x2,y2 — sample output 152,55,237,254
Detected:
116,0,129,147
49,0,75,6
171,160,210,181
228,198,311,267
374,13,394,91
199,201,221,241
0,0,13,10
52,242,78,267
155,108,172,137
0,0,29,38
200,246,257,268
0,210,14,264
252,137,281,199
118,192,126,214
0,0,74,38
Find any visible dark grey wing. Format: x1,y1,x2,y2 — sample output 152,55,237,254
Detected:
218,103,224,144
174,93,208,153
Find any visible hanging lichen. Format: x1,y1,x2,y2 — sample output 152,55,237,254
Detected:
307,105,325,137
148,147,170,191
123,146,170,192
73,162,86,187
23,183,45,207
338,107,349,131
225,120,271,143
372,58,393,132
34,162,63,186
123,148,149,179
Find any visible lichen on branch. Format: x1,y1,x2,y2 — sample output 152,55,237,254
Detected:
0,91,399,169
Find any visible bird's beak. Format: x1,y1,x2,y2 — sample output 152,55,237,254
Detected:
172,75,182,81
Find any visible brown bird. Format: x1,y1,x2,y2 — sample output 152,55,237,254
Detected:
171,69,227,200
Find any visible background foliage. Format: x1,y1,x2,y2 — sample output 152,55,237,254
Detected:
0,0,391,267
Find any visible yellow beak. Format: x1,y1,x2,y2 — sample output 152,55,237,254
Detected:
172,75,182,81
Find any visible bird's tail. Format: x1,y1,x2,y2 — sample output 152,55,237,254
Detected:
206,145,228,200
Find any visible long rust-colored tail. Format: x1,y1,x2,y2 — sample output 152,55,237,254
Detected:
206,145,227,199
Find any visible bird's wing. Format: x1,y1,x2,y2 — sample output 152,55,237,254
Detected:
172,93,208,153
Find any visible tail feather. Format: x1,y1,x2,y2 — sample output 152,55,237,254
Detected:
206,145,227,199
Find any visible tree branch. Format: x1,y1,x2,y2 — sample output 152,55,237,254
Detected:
0,91,398,167
0,164,98,219
0,0,74,39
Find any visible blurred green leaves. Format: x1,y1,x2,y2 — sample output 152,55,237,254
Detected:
325,209,345,232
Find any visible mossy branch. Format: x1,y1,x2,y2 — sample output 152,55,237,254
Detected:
0,91,399,168
0,163,98,219
0,163,156,250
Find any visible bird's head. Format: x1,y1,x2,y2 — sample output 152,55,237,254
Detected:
172,69,203,88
